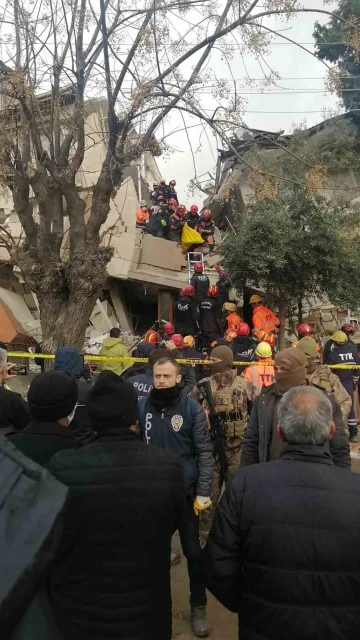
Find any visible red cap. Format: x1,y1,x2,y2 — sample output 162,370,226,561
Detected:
180,285,195,297
163,322,175,335
208,285,218,298
172,334,184,348
237,323,250,336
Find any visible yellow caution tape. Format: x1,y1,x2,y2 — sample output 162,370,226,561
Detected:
6,351,360,369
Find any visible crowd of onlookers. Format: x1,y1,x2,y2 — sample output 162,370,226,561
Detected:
135,178,216,253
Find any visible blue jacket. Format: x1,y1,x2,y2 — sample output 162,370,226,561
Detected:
138,391,213,495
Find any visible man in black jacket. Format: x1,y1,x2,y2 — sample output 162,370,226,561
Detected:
174,285,199,336
8,370,80,466
204,385,360,640
241,348,350,469
47,372,185,640
200,287,223,349
0,347,30,435
323,330,360,442
190,263,210,305
138,357,213,638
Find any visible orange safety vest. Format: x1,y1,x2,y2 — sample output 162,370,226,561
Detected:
252,305,280,338
136,208,149,225
226,312,242,332
244,359,275,393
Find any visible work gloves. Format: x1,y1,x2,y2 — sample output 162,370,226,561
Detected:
193,495,212,516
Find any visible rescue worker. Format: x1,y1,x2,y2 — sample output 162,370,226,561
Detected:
323,330,360,442
192,344,247,543
153,178,169,202
222,302,242,334
165,335,197,394
168,179,178,203
174,285,199,337
216,269,230,305
146,206,168,238
169,206,185,243
296,336,351,425
138,356,213,638
231,323,257,373
200,285,223,349
292,322,318,349
190,263,210,304
224,330,238,345
183,335,204,382
244,341,274,401
161,321,175,339
250,294,280,346
143,329,160,345
185,204,200,229
135,200,150,229
341,323,356,340
198,209,215,255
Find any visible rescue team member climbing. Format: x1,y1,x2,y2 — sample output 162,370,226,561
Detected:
138,357,213,638
250,294,280,346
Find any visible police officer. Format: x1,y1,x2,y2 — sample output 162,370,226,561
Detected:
190,263,210,304
192,344,247,543
324,330,360,442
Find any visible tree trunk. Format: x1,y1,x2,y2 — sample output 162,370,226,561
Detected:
298,296,303,324
39,292,97,354
278,302,287,351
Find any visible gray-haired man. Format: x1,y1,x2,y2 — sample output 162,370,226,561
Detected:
203,386,360,640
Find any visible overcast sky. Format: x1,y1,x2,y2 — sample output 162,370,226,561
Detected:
157,0,340,207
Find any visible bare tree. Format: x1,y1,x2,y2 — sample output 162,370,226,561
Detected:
0,0,348,351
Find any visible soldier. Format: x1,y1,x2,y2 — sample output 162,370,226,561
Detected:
191,344,247,543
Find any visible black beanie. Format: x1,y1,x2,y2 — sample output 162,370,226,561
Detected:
87,370,139,430
28,370,79,421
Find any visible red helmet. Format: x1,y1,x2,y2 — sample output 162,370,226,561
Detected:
169,180,176,187
144,330,159,345
341,323,355,335
168,198,177,206
208,285,218,297
180,285,195,297
297,323,313,338
190,205,198,214
163,322,174,336
177,205,186,216
194,263,204,273
157,194,165,202
172,333,184,348
202,209,211,221
237,322,250,336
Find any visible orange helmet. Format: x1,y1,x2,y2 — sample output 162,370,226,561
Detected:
208,285,218,298
144,330,159,345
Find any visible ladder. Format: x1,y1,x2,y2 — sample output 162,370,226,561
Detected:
187,252,217,283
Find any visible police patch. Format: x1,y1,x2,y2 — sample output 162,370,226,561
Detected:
171,415,183,432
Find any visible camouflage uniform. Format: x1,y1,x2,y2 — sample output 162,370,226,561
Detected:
308,365,351,424
192,370,247,542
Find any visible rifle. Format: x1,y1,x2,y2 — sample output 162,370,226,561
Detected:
196,379,229,485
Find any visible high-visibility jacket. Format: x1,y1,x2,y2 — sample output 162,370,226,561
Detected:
225,312,242,332
244,359,274,399
136,208,149,225
252,305,280,340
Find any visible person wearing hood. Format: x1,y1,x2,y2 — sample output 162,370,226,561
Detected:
296,336,352,425
47,371,185,640
323,330,360,442
240,347,350,469
99,327,130,376
126,341,155,378
191,345,247,544
138,357,213,638
8,370,80,466
54,347,95,445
